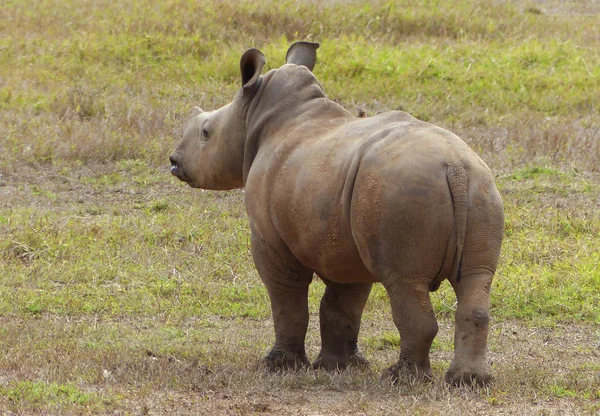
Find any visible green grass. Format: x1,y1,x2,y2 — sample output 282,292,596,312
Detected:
0,381,116,410
1,165,597,324
1,0,598,169
1,0,600,414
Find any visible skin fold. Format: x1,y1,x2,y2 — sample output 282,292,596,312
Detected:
170,42,504,386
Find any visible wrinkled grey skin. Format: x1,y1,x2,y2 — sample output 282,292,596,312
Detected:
170,42,504,386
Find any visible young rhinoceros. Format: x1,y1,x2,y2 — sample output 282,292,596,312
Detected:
170,42,504,386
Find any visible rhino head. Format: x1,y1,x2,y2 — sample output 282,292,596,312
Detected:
169,41,320,190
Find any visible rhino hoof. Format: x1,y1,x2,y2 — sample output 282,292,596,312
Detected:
313,352,369,371
444,365,493,388
380,363,433,385
259,350,310,372
348,352,370,368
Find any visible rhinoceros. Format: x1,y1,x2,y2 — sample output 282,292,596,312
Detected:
170,42,504,386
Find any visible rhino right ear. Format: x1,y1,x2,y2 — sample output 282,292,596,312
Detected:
240,48,266,92
285,41,320,72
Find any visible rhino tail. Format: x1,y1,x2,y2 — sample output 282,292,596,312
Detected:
429,164,468,291
447,164,469,283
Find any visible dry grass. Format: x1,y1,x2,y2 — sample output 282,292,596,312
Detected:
0,313,598,415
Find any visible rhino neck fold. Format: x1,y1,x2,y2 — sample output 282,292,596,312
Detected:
242,71,274,185
242,67,352,185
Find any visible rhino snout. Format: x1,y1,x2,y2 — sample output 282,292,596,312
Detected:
169,155,190,183
169,155,180,174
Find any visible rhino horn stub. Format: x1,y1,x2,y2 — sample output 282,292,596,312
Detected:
285,41,320,72
190,106,203,116
240,48,266,91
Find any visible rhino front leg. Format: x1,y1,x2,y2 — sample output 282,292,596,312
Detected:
313,280,372,371
445,271,493,386
252,234,313,371
381,278,438,383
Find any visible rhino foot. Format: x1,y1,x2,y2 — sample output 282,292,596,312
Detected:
444,362,492,387
380,361,433,385
259,349,310,372
312,351,369,371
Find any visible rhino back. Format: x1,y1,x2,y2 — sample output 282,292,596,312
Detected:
245,111,490,284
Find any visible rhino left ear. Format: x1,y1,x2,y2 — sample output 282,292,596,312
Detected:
285,41,320,72
240,48,266,92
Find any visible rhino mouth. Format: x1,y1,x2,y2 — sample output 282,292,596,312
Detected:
171,166,192,183
169,157,192,184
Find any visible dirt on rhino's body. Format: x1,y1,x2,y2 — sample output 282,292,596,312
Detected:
170,42,504,386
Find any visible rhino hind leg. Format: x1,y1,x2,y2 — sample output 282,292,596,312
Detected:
381,278,439,383
444,178,502,387
313,280,372,371
445,270,494,387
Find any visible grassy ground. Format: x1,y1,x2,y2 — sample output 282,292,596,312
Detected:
1,0,599,414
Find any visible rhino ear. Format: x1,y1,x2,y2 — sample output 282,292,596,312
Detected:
285,41,320,72
240,48,266,91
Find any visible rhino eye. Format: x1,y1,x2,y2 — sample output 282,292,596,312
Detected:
202,128,209,139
